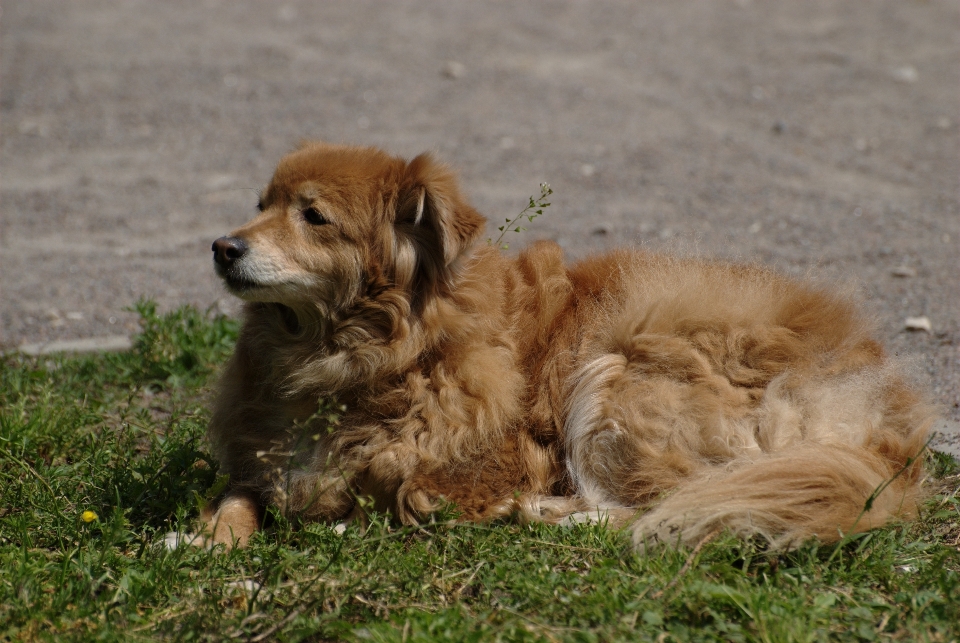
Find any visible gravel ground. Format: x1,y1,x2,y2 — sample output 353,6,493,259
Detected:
1,1,958,424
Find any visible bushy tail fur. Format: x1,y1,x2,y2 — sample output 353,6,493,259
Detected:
630,434,929,550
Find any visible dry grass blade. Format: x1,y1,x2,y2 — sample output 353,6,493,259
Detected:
650,528,723,600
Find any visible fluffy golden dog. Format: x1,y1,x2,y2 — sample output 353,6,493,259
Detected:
205,142,934,549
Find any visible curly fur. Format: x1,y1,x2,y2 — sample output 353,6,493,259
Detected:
203,142,935,549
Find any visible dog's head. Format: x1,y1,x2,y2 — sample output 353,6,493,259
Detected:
212,142,486,318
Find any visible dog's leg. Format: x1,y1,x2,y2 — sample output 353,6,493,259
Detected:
200,489,262,549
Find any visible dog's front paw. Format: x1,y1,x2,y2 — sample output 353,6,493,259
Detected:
200,490,262,549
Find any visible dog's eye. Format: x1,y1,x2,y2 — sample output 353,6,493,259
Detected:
302,207,327,226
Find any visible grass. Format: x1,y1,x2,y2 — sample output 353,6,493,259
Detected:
0,302,958,642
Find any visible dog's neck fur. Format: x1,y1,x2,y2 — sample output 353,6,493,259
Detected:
238,239,594,456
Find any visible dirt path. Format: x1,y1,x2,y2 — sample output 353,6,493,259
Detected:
1,0,957,419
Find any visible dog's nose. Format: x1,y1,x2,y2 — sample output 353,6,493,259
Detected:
212,236,248,268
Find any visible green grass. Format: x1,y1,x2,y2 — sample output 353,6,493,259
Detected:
1,302,958,642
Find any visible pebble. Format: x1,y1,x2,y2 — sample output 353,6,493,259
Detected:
591,224,611,236
204,173,236,190
333,523,348,535
580,163,596,177
903,316,931,332
228,580,262,593
891,65,918,83
891,266,916,278
18,118,51,137
442,61,466,79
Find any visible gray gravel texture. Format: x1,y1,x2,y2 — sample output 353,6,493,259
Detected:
1,1,958,422
932,419,960,459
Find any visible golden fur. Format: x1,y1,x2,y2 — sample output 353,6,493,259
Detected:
204,142,935,549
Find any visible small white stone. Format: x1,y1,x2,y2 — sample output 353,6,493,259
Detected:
580,163,595,177
904,316,932,332
891,266,916,278
228,579,262,593
442,61,466,79
66,311,84,321
333,523,347,535
891,65,918,83
205,173,236,190
19,119,50,137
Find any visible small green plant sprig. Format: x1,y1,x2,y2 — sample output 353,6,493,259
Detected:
490,182,553,250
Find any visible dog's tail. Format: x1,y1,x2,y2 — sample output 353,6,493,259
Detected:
628,429,931,550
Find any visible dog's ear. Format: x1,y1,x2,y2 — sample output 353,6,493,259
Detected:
395,153,486,273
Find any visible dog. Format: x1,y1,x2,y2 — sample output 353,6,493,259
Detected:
204,141,934,550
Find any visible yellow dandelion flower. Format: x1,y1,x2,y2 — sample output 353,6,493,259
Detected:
81,510,98,523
